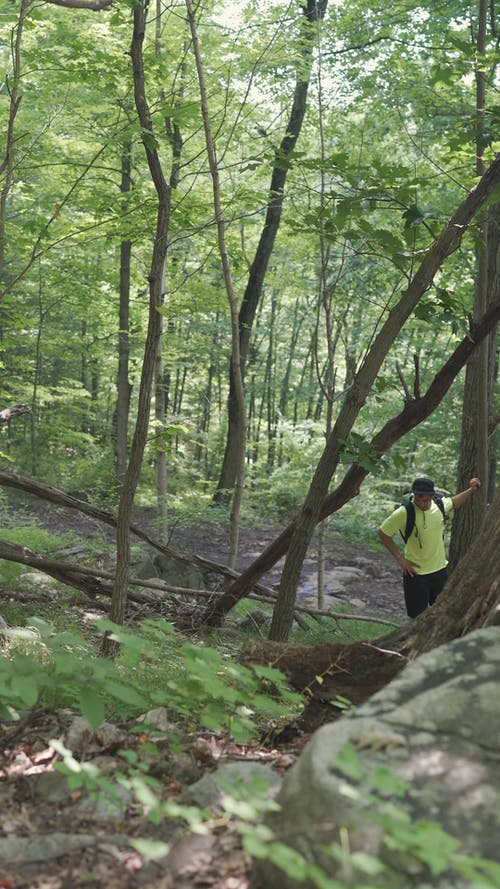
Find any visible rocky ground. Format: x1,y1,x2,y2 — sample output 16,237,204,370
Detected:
166,517,407,624
0,500,407,889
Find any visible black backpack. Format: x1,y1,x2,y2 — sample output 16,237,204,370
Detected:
400,493,447,543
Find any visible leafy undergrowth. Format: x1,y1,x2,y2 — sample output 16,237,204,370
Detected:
0,510,405,887
0,617,305,889
0,707,303,889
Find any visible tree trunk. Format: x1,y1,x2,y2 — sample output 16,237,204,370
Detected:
185,0,246,568
154,13,185,542
103,1,172,654
0,0,27,284
486,203,500,501
114,140,133,484
448,0,494,570
214,0,329,502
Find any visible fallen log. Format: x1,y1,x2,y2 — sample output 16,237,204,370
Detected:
0,470,270,596
0,404,30,423
0,539,397,630
0,470,400,631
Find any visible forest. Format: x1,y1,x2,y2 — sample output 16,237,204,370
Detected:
1,0,499,886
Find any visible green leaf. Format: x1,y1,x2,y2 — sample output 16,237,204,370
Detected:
334,742,365,782
141,128,160,151
130,839,170,860
105,681,145,707
350,850,386,875
267,841,310,879
11,674,40,707
79,687,106,729
402,203,426,228
370,765,408,797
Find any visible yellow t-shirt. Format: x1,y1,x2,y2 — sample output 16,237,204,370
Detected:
379,497,453,575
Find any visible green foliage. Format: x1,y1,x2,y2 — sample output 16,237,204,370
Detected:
1,0,498,513
0,617,302,740
0,524,73,554
290,612,397,646
0,524,78,589
2,616,498,888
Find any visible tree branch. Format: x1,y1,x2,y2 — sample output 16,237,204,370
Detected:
43,0,113,9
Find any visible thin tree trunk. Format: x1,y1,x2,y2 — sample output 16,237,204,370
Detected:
266,292,278,469
0,0,28,285
102,1,172,655
194,313,221,468
154,14,185,541
185,0,246,569
214,0,329,502
114,140,133,484
30,270,44,477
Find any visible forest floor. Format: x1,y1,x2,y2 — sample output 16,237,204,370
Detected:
0,501,407,889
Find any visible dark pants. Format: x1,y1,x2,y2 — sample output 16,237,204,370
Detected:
403,567,448,618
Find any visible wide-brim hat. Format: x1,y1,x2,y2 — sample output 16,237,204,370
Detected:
411,477,435,494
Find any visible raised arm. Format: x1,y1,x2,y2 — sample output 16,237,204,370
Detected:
451,477,481,510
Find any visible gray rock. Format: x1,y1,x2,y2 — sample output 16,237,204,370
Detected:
137,552,218,591
35,770,73,802
254,628,500,889
0,832,104,864
0,613,7,646
66,716,129,755
181,761,281,809
20,571,55,587
137,706,170,733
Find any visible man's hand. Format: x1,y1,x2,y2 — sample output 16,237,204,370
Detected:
378,529,419,574
397,555,418,576
452,478,481,509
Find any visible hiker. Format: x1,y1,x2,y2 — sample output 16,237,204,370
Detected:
378,476,481,618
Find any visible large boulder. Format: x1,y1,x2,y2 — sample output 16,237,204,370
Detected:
137,551,218,591
254,627,500,888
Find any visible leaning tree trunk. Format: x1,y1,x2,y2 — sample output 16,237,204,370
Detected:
202,289,500,628
208,149,500,631
267,147,500,641
244,485,500,732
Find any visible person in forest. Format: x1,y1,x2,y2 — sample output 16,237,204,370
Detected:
378,475,481,618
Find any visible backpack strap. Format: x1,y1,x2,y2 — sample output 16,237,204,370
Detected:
401,501,415,543
400,494,446,543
